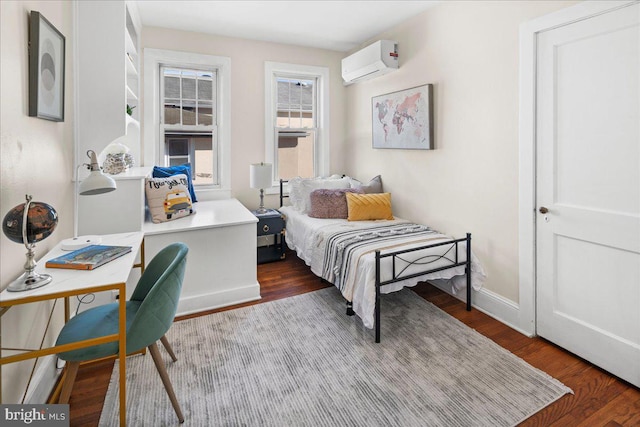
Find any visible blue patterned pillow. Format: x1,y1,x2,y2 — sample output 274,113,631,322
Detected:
152,164,197,202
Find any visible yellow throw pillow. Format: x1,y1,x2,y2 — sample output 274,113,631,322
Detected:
346,192,394,221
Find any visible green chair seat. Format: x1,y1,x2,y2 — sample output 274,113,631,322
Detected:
56,301,141,361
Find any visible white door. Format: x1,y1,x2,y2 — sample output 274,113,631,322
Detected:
536,3,640,388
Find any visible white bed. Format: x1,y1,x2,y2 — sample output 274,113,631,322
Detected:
279,205,486,339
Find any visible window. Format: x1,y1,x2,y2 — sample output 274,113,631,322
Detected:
161,67,217,185
265,62,330,184
144,49,231,198
275,77,316,179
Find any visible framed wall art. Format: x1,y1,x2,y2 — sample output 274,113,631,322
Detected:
29,11,65,122
372,83,433,150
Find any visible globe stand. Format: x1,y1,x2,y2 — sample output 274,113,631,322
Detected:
7,243,52,292
3,194,58,292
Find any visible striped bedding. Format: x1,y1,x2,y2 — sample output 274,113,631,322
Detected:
319,223,436,296
280,206,485,329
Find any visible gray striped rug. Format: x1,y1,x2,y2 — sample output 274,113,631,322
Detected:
100,287,571,426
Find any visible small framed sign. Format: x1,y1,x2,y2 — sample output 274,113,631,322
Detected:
29,11,65,122
372,84,433,150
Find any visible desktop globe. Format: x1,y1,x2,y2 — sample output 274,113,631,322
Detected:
2,195,58,292
2,200,58,244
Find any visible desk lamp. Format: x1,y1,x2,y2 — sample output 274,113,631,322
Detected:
250,162,272,214
60,149,117,250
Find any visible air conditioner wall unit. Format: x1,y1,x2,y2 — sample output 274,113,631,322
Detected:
342,40,398,85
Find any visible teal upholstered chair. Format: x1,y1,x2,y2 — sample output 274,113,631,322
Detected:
56,242,189,423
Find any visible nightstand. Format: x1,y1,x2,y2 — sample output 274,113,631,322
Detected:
252,209,286,264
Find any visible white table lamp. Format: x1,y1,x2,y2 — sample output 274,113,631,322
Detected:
61,150,117,250
250,162,272,214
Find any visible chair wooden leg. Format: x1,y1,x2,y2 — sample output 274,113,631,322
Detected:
58,361,80,404
160,334,178,362
148,342,185,423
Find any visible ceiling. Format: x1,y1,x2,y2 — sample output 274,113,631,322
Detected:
133,1,440,52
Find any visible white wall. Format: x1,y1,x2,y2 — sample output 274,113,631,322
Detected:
0,0,74,403
141,28,347,210
344,1,576,305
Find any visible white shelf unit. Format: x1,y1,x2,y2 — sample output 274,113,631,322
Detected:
125,6,139,121
76,0,141,169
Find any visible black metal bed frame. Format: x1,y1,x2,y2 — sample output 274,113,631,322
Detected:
279,180,472,343
373,234,472,342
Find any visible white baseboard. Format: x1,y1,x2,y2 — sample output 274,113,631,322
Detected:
426,281,534,337
24,355,61,404
176,282,261,316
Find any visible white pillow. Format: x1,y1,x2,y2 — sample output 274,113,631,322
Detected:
288,176,351,213
287,177,305,210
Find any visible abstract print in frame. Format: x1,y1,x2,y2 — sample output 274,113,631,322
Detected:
372,84,433,149
29,11,65,122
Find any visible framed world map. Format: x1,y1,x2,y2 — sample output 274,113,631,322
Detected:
372,84,433,150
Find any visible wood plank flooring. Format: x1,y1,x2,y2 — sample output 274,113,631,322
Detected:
65,251,640,426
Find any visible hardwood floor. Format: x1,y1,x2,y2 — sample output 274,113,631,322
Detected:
66,252,640,426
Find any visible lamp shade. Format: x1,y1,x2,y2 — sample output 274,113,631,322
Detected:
78,150,117,195
79,172,117,195
250,163,272,189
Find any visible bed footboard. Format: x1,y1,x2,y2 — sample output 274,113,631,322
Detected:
374,233,472,343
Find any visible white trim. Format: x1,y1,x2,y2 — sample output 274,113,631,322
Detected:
72,1,80,179
24,356,60,404
144,48,231,200
264,62,330,186
427,281,529,337
176,284,261,316
473,288,531,337
518,0,636,336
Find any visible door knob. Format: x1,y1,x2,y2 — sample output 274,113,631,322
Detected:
539,206,549,214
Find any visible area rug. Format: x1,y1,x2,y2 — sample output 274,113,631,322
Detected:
100,287,571,426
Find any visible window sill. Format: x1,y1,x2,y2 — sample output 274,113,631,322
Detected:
193,187,232,202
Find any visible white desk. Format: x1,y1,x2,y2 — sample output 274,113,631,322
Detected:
0,231,144,427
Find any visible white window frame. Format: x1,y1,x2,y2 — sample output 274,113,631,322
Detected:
264,62,330,190
144,48,231,199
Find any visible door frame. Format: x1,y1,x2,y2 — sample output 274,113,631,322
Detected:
517,0,636,336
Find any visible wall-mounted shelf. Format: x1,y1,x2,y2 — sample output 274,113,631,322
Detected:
126,85,138,101
77,1,142,167
126,54,138,77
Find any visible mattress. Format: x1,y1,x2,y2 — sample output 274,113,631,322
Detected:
280,206,486,328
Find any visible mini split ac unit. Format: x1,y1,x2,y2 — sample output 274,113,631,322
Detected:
341,40,398,85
